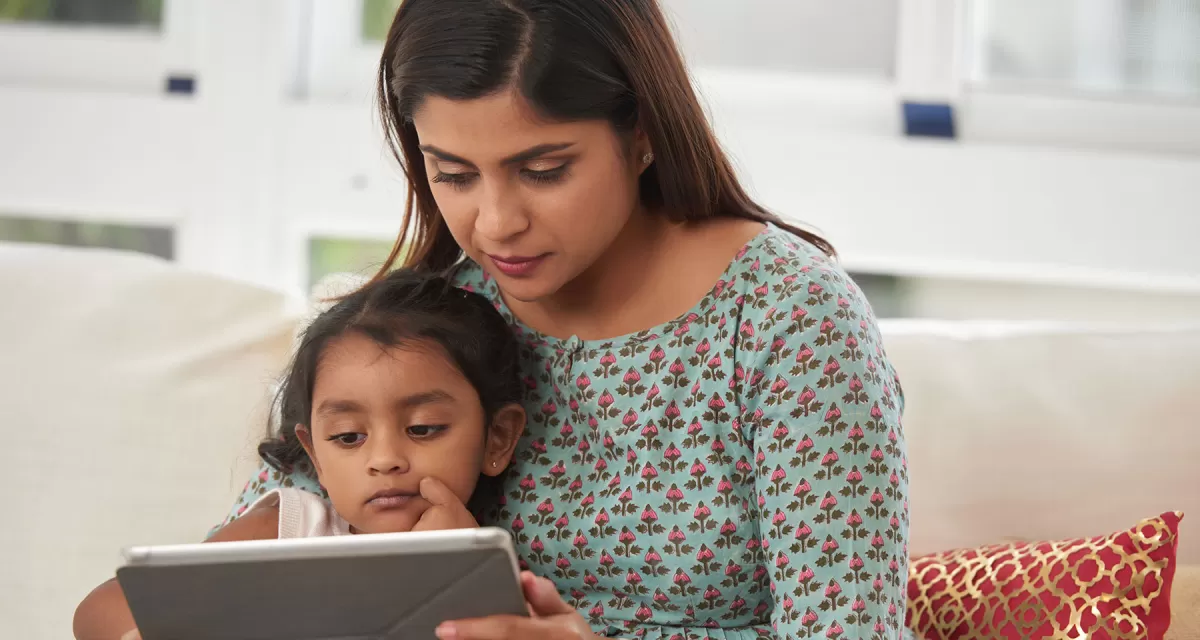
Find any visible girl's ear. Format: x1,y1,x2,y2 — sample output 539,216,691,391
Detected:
295,424,323,477
481,404,526,477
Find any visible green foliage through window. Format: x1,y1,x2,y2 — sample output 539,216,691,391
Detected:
361,0,403,42
0,0,162,28
0,215,173,259
307,236,399,292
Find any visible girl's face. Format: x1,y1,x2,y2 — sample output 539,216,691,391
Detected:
297,333,523,534
412,88,652,303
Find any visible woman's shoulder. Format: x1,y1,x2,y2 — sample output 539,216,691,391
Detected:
731,224,866,316
733,224,904,410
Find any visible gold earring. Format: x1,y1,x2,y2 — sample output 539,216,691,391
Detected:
642,152,654,165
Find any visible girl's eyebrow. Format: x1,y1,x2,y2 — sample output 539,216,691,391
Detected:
395,390,455,410
313,390,454,417
314,399,365,417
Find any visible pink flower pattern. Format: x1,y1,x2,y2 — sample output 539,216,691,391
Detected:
225,226,909,639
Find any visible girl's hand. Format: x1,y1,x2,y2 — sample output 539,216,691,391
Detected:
119,629,141,640
411,477,478,531
435,572,599,640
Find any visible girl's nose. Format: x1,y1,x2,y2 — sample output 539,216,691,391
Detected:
366,432,409,475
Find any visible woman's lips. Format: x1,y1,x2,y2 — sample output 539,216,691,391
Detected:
487,253,548,278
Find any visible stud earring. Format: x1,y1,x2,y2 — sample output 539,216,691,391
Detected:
492,461,498,468
642,152,654,165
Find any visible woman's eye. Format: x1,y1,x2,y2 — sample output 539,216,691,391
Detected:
329,433,366,446
430,171,477,190
407,424,447,438
522,165,568,185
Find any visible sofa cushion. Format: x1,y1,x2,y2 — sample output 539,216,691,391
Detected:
0,244,299,638
1168,565,1200,640
907,512,1182,640
880,320,1200,564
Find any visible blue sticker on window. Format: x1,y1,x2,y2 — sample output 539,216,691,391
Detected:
902,102,956,139
165,75,196,96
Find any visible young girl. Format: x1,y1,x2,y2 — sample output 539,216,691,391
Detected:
219,268,527,540
77,269,528,639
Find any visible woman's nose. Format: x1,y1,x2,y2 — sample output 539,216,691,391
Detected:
475,183,530,241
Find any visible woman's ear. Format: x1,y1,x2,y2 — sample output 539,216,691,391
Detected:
294,424,323,477
631,126,653,176
482,404,526,477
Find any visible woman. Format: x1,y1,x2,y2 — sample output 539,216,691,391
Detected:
77,0,908,638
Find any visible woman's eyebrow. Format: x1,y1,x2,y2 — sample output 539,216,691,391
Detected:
419,142,574,167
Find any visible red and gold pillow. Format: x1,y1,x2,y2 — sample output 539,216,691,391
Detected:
907,511,1184,640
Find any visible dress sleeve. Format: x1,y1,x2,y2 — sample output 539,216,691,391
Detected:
740,263,909,639
212,459,324,535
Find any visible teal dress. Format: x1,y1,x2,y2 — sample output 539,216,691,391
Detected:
226,226,909,639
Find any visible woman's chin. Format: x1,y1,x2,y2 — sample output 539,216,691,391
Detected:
492,276,557,304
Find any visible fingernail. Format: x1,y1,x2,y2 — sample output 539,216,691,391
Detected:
435,623,458,640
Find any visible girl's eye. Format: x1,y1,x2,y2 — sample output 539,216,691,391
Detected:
522,165,569,185
407,424,447,438
430,171,477,191
328,433,366,446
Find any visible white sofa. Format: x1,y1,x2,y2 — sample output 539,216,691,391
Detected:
3,243,1198,639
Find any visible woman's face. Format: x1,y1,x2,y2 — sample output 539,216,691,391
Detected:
411,89,648,303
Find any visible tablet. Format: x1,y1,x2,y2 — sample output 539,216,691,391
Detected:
117,527,526,640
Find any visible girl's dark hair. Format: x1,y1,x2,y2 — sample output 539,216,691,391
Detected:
258,270,522,511
369,0,834,280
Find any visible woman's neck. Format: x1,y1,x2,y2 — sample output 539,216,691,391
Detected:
505,214,764,341
509,211,682,340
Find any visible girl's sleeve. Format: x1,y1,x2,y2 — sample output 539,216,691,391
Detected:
213,459,324,534
740,264,909,639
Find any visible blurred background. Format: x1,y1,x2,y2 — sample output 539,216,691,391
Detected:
3,2,1200,639
1,0,1197,317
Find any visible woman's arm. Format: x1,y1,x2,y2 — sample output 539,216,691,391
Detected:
744,266,909,638
72,506,279,640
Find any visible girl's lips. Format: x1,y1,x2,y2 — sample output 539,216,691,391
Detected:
488,254,548,278
366,489,419,510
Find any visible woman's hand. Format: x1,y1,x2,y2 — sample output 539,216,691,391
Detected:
436,572,598,640
411,477,478,531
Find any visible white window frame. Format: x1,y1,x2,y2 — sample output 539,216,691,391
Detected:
282,216,403,299
297,0,382,102
0,0,202,94
895,0,1200,154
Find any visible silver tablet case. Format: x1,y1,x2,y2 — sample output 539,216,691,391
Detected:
116,528,527,640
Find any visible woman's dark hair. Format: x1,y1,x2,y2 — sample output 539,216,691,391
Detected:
369,0,834,280
258,269,522,512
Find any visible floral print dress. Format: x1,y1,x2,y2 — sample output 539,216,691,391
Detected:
225,225,910,639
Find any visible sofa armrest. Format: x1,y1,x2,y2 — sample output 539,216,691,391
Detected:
1169,565,1200,640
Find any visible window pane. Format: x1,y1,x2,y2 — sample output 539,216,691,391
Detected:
0,215,173,259
0,0,162,29
847,273,910,319
307,236,398,291
663,0,897,76
970,0,1200,98
362,0,402,42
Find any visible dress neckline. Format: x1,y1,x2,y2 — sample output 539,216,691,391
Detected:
480,224,776,352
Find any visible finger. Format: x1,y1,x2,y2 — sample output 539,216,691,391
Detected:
437,615,579,640
521,572,576,617
119,629,141,640
419,476,462,508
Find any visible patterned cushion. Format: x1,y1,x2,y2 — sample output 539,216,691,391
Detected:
907,512,1183,640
